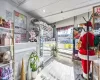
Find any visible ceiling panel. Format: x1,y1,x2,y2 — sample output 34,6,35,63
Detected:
9,0,100,23
29,0,88,18
20,0,58,11
43,1,100,23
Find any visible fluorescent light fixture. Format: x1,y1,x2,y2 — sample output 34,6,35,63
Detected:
43,9,45,13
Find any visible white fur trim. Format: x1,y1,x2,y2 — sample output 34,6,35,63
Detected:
78,52,97,61
83,72,88,79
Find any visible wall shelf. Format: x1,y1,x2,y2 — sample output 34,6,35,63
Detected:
0,45,13,47
0,63,10,67
0,27,13,31
15,47,36,53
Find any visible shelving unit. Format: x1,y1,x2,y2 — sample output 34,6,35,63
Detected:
0,23,15,80
0,63,11,67
0,45,11,47
0,60,13,67
0,27,13,31
93,5,100,80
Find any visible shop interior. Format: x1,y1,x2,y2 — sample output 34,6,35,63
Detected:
0,0,100,80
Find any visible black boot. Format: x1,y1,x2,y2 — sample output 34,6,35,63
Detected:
89,73,93,80
81,74,87,80
80,73,93,80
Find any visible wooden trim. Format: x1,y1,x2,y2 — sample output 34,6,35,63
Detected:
93,7,95,29
92,7,94,80
12,23,15,80
98,56,99,80
93,5,100,8
94,16,100,18
92,61,94,80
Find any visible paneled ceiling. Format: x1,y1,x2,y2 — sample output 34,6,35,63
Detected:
10,0,100,23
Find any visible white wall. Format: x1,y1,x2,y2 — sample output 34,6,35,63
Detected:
0,1,6,18
56,12,93,28
56,17,74,28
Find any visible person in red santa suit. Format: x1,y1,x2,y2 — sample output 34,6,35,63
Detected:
77,21,97,79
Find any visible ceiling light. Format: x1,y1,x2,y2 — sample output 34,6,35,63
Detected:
43,10,45,13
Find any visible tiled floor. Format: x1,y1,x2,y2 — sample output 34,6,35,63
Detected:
35,55,84,80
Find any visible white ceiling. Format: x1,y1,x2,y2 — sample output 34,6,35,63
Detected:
10,0,100,23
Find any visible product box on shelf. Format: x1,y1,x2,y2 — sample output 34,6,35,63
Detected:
0,34,10,46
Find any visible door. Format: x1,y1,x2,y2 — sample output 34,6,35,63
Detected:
57,25,73,57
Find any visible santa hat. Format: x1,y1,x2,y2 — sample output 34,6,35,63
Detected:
84,21,92,28
80,21,93,37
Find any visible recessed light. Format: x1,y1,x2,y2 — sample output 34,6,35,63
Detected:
43,10,45,13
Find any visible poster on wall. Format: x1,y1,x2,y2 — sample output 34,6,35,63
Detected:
6,10,12,21
14,11,27,43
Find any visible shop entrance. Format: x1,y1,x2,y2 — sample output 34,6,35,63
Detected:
57,25,73,58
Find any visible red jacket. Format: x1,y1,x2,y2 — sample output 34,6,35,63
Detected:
79,32,95,55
